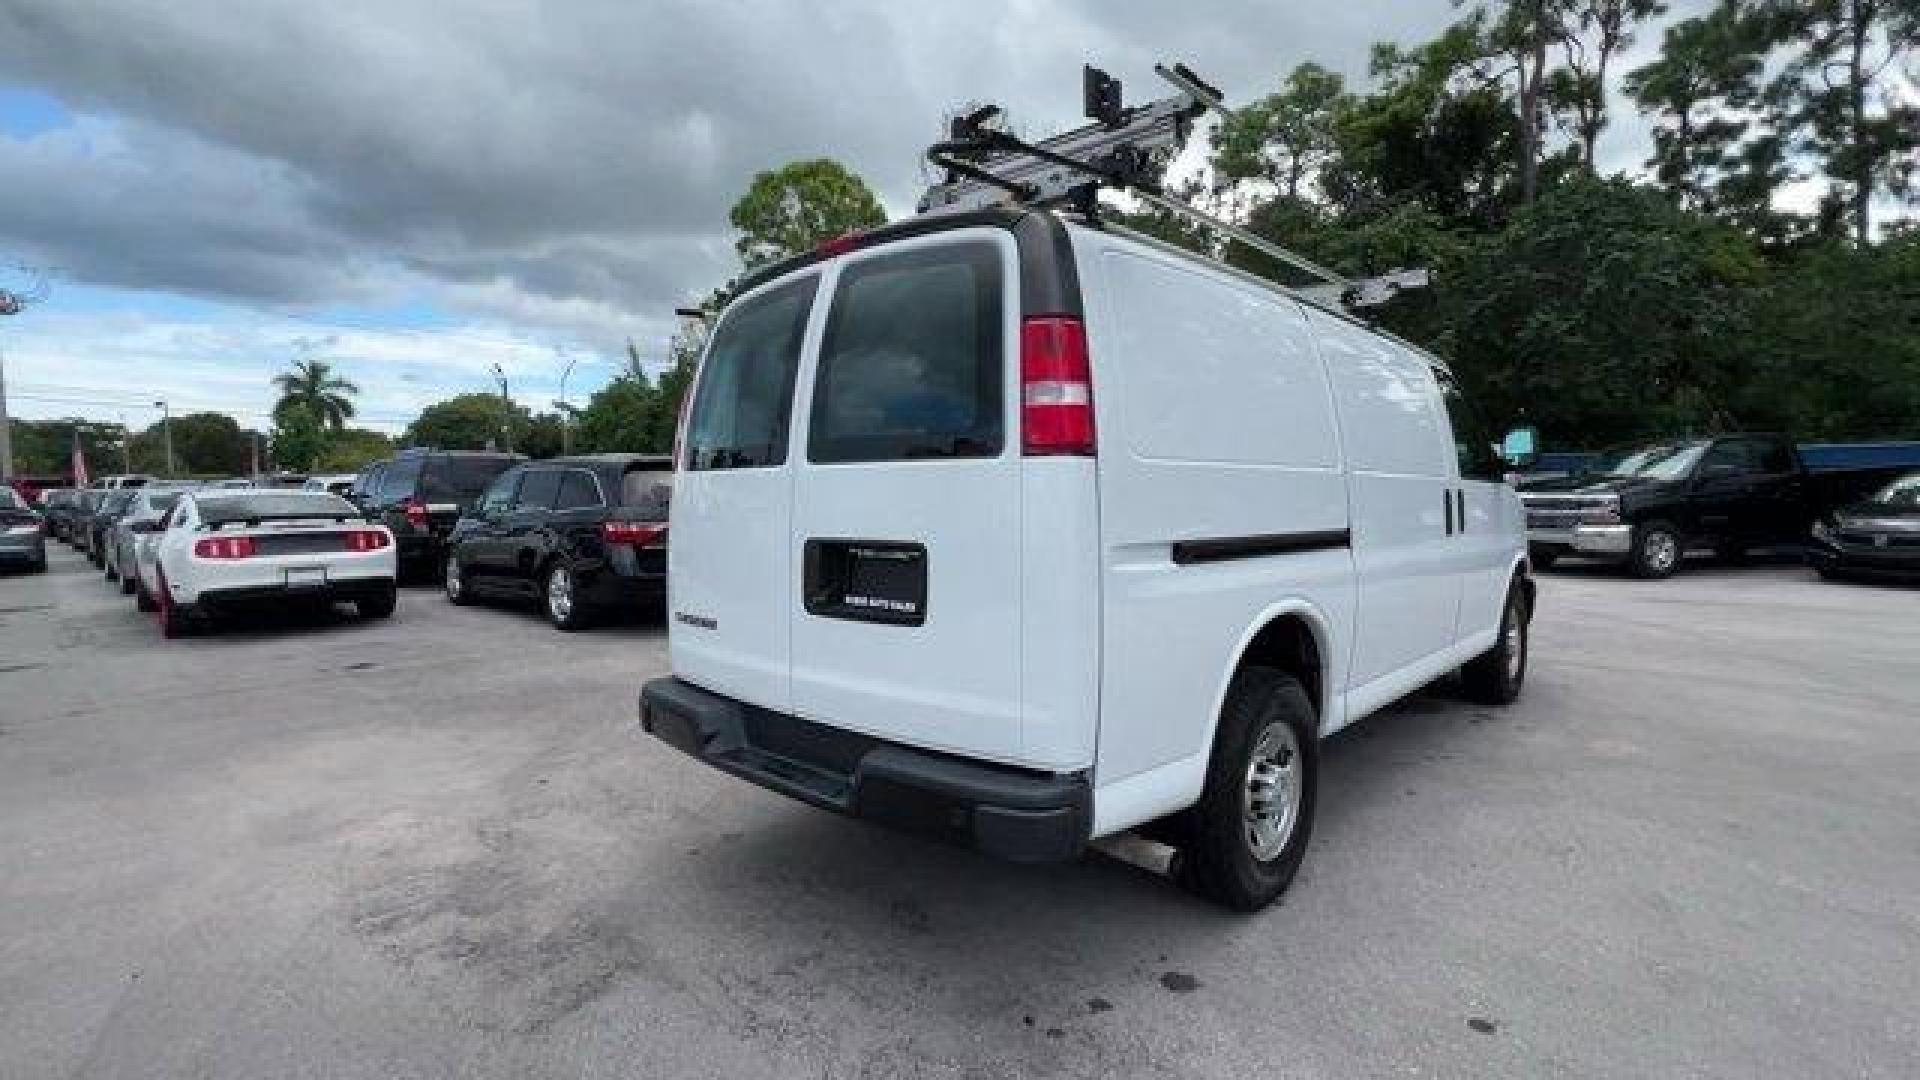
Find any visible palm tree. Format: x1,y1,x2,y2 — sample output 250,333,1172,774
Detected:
272,358,360,431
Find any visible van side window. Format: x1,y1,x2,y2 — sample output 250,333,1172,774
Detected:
808,242,1004,463
1437,371,1501,481
685,277,818,471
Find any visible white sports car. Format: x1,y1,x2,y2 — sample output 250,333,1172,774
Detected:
144,489,397,638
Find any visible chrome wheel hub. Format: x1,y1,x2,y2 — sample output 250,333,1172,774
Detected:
1243,723,1303,862
1646,531,1678,570
1504,599,1525,684
445,558,462,599
548,566,572,621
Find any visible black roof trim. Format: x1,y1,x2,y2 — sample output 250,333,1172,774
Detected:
732,208,1031,297
728,207,1082,322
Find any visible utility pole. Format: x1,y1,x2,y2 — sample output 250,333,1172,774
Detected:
489,363,513,454
1,270,51,479
155,399,175,477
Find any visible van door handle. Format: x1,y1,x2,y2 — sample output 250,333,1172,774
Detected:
1444,489,1454,536
1455,489,1466,534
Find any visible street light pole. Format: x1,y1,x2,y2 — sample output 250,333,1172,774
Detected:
489,364,512,454
155,400,175,477
557,353,584,455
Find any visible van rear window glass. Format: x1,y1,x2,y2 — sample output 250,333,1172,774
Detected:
422,456,517,501
809,243,1004,463
685,277,818,471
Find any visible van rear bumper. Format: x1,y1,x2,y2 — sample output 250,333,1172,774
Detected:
640,677,1090,863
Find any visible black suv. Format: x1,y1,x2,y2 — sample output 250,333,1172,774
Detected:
351,450,522,579
444,454,671,630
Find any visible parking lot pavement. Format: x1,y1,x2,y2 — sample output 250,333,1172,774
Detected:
2,545,1917,1079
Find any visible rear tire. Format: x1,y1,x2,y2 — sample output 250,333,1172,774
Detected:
543,560,591,632
1462,580,1529,706
357,587,397,620
135,581,158,612
1629,520,1682,579
119,572,136,595
156,570,194,639
443,555,472,606
1177,666,1317,911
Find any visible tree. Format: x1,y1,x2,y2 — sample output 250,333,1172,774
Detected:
1625,6,1773,213
272,358,360,430
1461,0,1576,204
404,393,525,452
1433,177,1768,445
1761,0,1920,245
1556,0,1668,168
270,408,328,473
317,428,394,471
129,412,248,476
574,375,659,453
1211,63,1350,207
1322,26,1522,226
729,159,887,268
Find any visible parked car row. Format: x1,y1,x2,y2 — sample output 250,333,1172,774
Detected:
1515,433,1920,583
27,447,675,637
39,481,398,636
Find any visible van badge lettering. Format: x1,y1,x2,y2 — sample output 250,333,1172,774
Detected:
674,611,718,630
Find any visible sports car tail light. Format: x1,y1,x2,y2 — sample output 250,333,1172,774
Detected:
194,536,258,559
602,521,667,548
402,499,430,529
344,529,391,552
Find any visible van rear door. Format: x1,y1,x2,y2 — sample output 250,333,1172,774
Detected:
786,230,1028,764
670,274,821,713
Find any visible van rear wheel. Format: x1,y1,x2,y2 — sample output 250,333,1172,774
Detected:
1177,666,1317,911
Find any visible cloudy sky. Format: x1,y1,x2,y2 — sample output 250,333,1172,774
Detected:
0,1,1689,436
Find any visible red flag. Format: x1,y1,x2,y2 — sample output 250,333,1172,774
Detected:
70,428,90,488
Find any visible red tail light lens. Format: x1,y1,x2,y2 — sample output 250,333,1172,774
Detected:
602,521,667,548
1021,316,1095,456
402,499,429,529
344,529,391,552
193,536,257,559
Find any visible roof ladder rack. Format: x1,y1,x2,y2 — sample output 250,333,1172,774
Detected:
917,63,1428,311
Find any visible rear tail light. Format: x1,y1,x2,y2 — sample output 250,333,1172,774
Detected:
193,536,257,559
402,499,429,529
1020,316,1096,457
344,529,391,552
602,521,667,548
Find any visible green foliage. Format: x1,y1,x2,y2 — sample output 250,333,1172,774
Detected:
4,418,129,478
272,358,360,430
271,408,329,473
317,428,394,471
403,392,526,453
128,412,250,476
575,375,659,454
729,158,887,268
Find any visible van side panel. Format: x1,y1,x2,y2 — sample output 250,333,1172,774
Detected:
1074,227,1356,815
1310,312,1460,698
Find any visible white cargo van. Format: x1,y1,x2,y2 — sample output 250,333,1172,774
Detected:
641,204,1534,909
